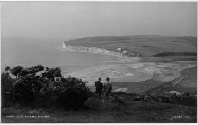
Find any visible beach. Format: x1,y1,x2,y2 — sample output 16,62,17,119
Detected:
67,61,197,86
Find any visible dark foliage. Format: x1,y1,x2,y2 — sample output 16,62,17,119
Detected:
13,74,43,106
5,66,10,71
41,76,91,109
2,65,91,110
29,65,44,73
153,52,197,57
1,72,16,107
42,67,61,79
10,66,23,78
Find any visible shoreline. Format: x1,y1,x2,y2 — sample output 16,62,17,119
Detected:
65,61,197,89
62,44,141,63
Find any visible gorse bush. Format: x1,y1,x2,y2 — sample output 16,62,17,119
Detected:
10,66,23,78
1,65,91,109
1,72,16,107
13,74,43,106
36,76,91,109
53,77,91,109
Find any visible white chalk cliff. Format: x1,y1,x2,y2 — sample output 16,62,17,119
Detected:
62,42,140,62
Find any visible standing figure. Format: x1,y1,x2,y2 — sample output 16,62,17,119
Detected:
94,78,103,97
104,77,112,98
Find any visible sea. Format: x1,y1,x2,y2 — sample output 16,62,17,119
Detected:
1,37,115,75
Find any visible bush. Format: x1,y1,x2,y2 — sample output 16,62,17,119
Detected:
10,66,23,78
2,65,91,110
45,76,91,109
84,97,103,109
43,67,61,79
13,74,43,106
12,76,91,109
1,72,16,107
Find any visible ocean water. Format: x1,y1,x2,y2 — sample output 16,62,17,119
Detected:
1,38,115,75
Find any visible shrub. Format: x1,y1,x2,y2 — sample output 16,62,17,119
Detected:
10,66,23,78
1,72,16,107
5,65,91,109
84,97,103,109
13,74,43,106
47,76,91,109
43,67,61,79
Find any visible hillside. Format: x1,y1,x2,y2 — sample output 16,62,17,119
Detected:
64,35,197,57
144,66,197,95
2,98,197,123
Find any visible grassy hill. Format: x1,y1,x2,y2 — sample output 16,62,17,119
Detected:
64,35,197,56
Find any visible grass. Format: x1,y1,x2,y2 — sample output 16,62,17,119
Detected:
112,80,164,93
153,52,197,57
88,79,164,94
1,99,197,123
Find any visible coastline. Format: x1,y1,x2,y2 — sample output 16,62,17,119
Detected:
62,43,141,63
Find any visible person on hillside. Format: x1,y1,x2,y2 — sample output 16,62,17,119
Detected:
103,77,112,98
102,82,107,97
94,78,103,97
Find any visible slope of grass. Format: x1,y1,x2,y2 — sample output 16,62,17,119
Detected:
2,100,197,123
153,52,197,57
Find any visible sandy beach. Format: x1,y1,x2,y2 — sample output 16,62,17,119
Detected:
66,60,197,87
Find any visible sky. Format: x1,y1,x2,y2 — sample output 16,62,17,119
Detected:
1,2,197,39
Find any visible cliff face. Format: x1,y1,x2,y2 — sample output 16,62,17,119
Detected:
63,43,124,57
62,43,140,62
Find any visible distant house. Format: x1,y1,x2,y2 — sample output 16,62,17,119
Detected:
117,48,123,51
63,42,66,48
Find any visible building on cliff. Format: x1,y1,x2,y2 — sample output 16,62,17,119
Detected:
63,42,66,48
